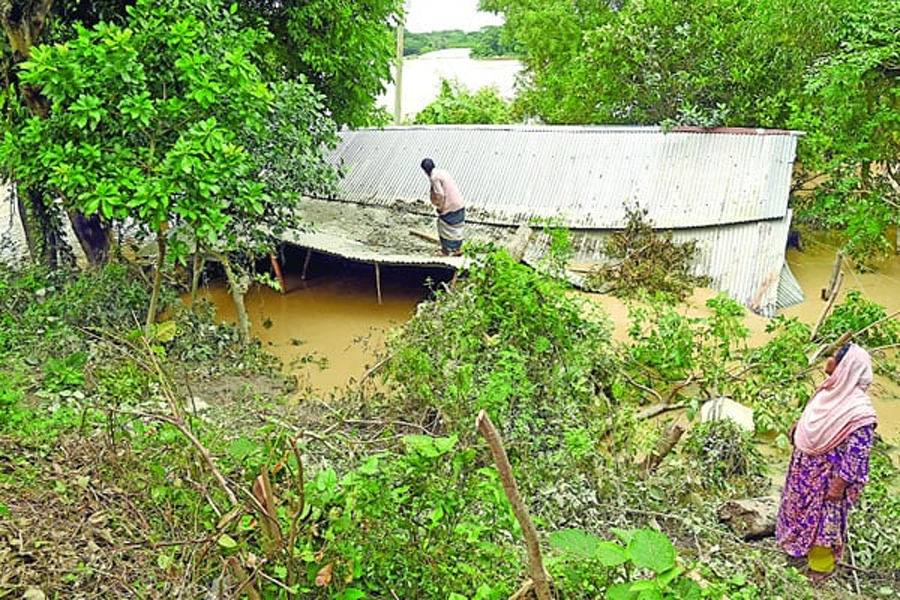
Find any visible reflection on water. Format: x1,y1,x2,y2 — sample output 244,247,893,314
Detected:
200,239,900,443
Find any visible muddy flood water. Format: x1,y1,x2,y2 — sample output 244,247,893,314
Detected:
196,235,900,446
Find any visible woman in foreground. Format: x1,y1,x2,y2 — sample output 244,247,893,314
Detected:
775,343,878,583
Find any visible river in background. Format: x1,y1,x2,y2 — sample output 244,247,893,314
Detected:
377,48,522,122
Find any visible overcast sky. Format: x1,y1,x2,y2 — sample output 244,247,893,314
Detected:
404,0,503,33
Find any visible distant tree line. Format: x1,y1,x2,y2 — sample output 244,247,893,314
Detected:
403,26,521,58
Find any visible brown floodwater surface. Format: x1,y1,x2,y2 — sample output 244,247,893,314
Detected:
198,240,899,444
194,251,453,396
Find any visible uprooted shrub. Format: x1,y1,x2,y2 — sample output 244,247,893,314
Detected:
378,242,620,494
680,419,768,497
587,204,710,302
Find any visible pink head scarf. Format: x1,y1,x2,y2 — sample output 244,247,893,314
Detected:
794,343,878,456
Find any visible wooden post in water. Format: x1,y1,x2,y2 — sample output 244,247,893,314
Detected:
374,263,383,305
269,251,286,294
301,248,313,280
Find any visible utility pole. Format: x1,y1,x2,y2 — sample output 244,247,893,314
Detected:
394,18,404,125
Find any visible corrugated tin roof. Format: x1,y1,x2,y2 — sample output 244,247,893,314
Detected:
315,125,804,316
281,228,467,269
522,213,796,318
325,125,801,230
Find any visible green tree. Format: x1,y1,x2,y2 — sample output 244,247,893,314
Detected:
0,0,129,269
478,0,615,124
0,0,337,339
243,0,404,128
788,0,900,266
413,78,514,125
469,25,521,58
481,0,848,126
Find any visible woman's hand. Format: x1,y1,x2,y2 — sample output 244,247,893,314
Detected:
825,477,847,502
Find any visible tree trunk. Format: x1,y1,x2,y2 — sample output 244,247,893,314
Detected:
3,0,111,270
17,184,72,269
216,252,251,343
145,230,166,337
190,239,204,304
67,209,110,268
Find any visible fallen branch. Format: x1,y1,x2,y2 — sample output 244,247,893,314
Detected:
286,436,307,587
808,306,900,365
476,410,553,600
252,466,284,555
619,370,664,404
229,557,262,600
666,375,698,403
808,330,854,366
635,402,688,421
810,270,843,341
855,309,900,339
112,408,238,507
821,251,843,301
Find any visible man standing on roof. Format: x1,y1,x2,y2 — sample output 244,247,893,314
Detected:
421,158,465,256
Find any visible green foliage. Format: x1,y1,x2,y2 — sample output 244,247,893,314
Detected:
817,290,900,349
0,368,26,419
549,527,702,599
788,0,899,266
2,247,898,598
42,351,87,392
468,25,522,59
0,263,153,361
622,296,820,435
381,241,617,492
0,0,338,334
94,361,145,401
851,444,900,570
682,419,767,496
246,0,403,127
589,205,710,302
403,27,519,58
289,435,520,598
739,316,813,432
413,78,514,124
485,0,844,126
627,304,697,383
624,294,748,405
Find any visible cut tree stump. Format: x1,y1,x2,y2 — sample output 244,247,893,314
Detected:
640,421,685,472
716,496,779,540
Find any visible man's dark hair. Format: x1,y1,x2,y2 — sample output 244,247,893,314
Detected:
420,158,435,174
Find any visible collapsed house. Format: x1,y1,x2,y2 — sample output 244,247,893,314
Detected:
297,124,804,316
